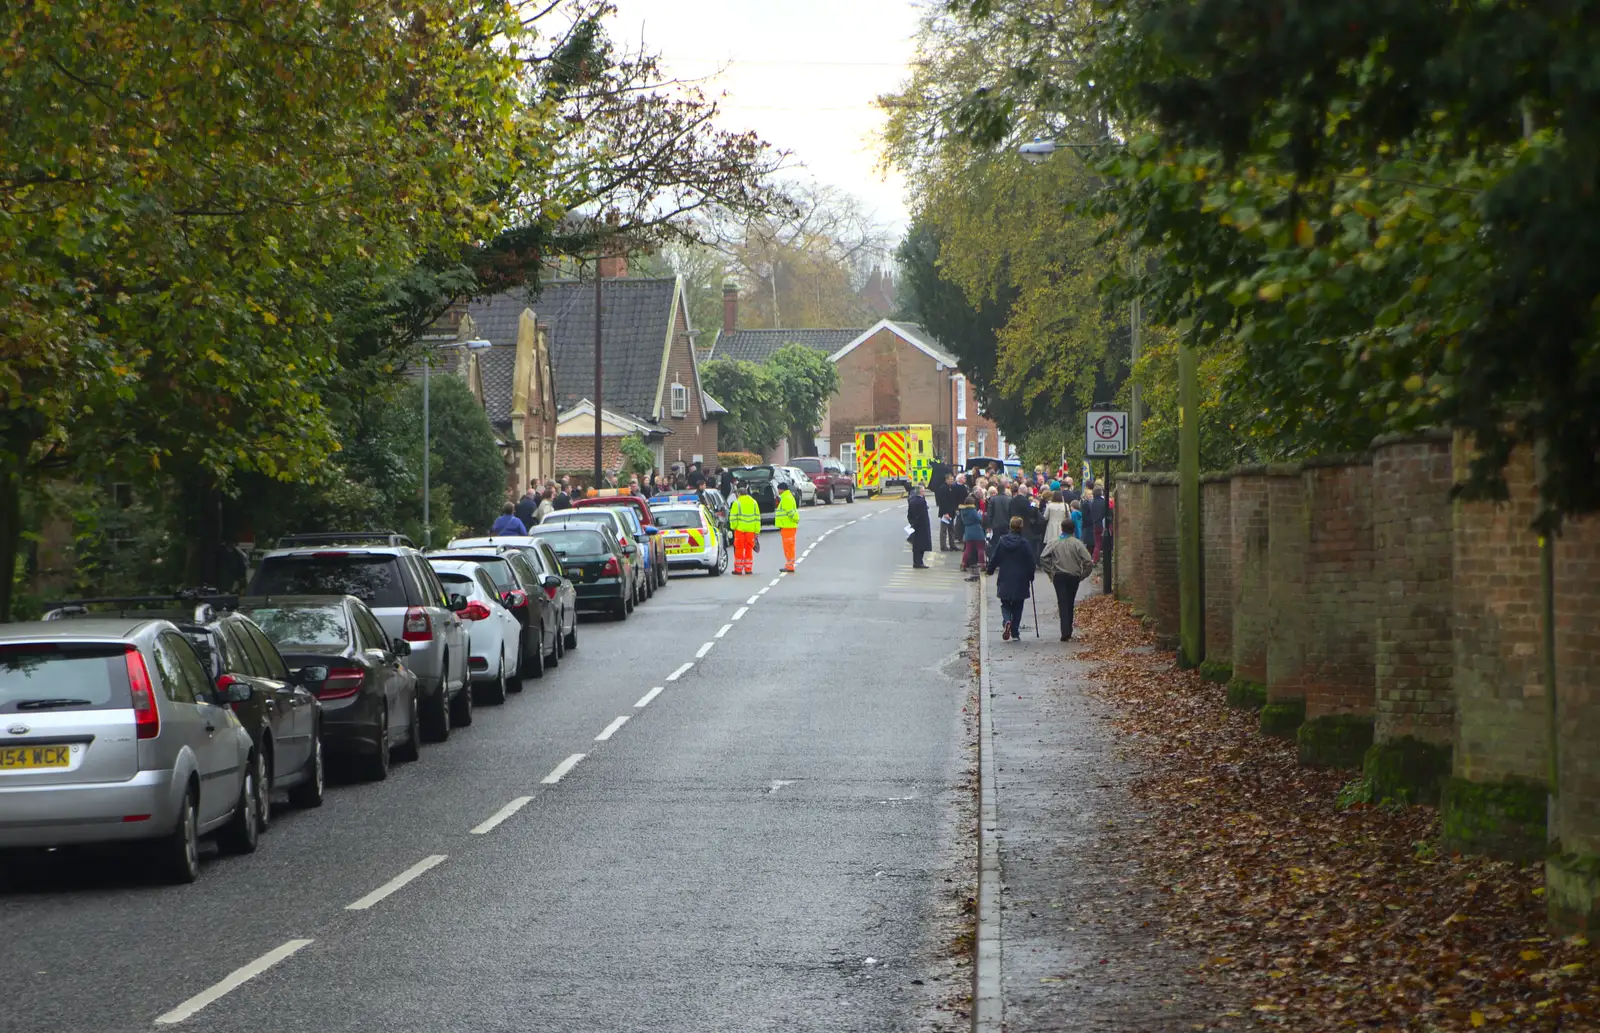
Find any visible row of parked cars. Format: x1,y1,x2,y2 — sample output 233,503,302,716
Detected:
0,491,724,883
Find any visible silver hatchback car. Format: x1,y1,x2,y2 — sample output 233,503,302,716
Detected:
0,618,261,883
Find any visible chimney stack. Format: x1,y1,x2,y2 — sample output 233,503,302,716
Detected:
598,251,628,279
723,281,738,334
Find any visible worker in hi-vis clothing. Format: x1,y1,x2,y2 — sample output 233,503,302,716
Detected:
774,482,799,572
728,482,762,575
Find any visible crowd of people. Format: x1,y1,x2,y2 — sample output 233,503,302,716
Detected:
910,463,1114,642
487,463,735,537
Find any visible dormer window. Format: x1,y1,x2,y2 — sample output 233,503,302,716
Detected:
670,382,689,416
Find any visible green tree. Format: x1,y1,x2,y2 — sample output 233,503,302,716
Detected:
764,344,841,456
700,359,785,454
406,377,505,536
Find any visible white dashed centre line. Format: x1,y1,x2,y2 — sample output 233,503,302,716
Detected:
635,686,665,708
542,753,586,784
715,623,733,638
757,587,770,595
345,854,448,911
667,661,694,681
471,797,533,835
768,577,781,587
695,641,714,658
746,595,759,605
154,938,314,1025
732,606,749,620
595,716,629,741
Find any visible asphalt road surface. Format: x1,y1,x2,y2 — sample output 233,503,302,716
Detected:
3,498,975,1033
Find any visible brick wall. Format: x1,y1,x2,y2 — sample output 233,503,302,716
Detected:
1451,443,1547,785
1147,476,1180,649
1555,513,1600,857
1137,480,1157,620
1266,467,1308,703
661,302,719,467
829,327,952,459
1202,475,1234,667
1372,433,1455,744
1113,476,1144,609
1231,471,1272,685
1299,458,1376,718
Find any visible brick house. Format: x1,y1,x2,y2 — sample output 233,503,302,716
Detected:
465,261,720,483
708,288,1008,471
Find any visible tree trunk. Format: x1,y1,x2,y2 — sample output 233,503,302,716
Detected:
179,471,224,591
0,453,22,623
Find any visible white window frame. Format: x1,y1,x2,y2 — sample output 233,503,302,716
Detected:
954,375,967,419
977,429,989,454
669,382,689,417
957,426,968,461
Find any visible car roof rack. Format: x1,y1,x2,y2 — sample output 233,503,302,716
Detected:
276,531,414,548
42,588,240,624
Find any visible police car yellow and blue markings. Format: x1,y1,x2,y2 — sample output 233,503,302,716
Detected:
649,502,721,567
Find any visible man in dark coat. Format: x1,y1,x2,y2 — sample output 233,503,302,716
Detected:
935,472,961,551
986,515,1037,641
1087,486,1109,562
906,484,933,569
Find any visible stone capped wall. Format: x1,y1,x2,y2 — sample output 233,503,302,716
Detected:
1230,471,1273,687
1202,475,1233,672
1372,434,1456,744
1265,468,1308,703
1555,514,1600,856
1147,476,1181,649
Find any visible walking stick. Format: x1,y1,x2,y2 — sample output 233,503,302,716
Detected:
1031,585,1040,638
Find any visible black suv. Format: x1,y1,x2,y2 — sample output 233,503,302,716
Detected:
729,465,797,525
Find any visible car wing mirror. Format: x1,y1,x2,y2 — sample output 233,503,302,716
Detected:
391,639,412,657
447,594,468,612
642,525,660,535
296,665,330,686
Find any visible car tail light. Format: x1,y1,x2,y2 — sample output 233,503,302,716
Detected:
125,648,159,740
403,606,432,642
317,667,365,700
460,601,491,621
312,551,350,557
601,557,620,576
501,589,528,610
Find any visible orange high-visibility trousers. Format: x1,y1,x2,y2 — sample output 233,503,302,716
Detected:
781,527,797,570
734,530,755,573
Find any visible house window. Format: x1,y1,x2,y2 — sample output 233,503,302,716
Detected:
954,375,967,419
957,427,968,461
977,429,989,454
670,382,689,417
839,442,856,472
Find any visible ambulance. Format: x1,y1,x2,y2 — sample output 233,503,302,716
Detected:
853,424,935,496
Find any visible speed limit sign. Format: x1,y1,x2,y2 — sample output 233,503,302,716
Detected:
1086,411,1128,457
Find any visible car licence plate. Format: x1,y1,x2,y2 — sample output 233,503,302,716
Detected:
0,744,71,770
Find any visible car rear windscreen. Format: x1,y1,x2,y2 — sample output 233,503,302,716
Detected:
434,572,476,590
251,556,409,608
246,606,350,650
0,645,132,713
439,557,514,589
653,510,702,530
531,530,608,557
792,459,821,475
730,468,772,482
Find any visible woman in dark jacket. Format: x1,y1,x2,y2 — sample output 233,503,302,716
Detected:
986,515,1037,641
906,484,933,568
958,493,986,576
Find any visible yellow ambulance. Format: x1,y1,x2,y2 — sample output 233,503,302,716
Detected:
853,424,934,496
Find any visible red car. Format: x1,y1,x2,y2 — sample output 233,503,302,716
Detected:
789,457,856,504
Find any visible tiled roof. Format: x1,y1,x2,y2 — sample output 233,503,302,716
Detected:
476,346,517,425
464,277,678,423
709,327,865,365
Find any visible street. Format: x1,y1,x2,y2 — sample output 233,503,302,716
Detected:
3,501,976,1033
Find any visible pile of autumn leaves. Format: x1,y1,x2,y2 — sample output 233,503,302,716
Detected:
1074,597,1597,1031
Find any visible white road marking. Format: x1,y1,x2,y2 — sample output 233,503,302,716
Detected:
757,587,770,595
667,661,694,681
795,557,806,564
746,595,759,605
471,796,533,835
154,938,314,1025
766,779,795,793
715,623,732,638
344,854,448,911
768,578,781,587
695,641,715,658
541,753,586,784
595,715,629,741
635,686,665,708
732,606,749,620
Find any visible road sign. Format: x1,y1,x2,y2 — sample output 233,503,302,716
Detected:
1086,411,1128,457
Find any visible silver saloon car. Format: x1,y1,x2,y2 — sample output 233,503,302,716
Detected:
0,618,261,883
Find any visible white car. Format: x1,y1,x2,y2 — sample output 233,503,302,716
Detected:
650,503,727,576
426,558,523,704
782,467,817,506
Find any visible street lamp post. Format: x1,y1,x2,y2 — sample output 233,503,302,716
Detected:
424,338,492,549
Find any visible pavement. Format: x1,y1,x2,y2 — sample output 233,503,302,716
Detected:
3,499,977,1033
978,566,1210,1032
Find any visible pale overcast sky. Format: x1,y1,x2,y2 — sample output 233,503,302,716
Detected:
606,0,922,234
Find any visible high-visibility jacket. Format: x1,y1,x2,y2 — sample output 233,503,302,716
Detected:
774,489,799,529
729,493,762,533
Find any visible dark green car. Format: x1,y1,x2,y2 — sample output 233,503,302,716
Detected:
527,525,634,620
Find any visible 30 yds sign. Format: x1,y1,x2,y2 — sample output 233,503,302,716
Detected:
1086,411,1128,457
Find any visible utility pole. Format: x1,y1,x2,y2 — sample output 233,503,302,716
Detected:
593,258,604,489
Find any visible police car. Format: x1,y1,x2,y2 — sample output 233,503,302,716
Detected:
646,496,727,576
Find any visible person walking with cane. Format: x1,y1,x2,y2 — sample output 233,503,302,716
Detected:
1040,521,1095,641
986,515,1036,642
774,479,800,573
